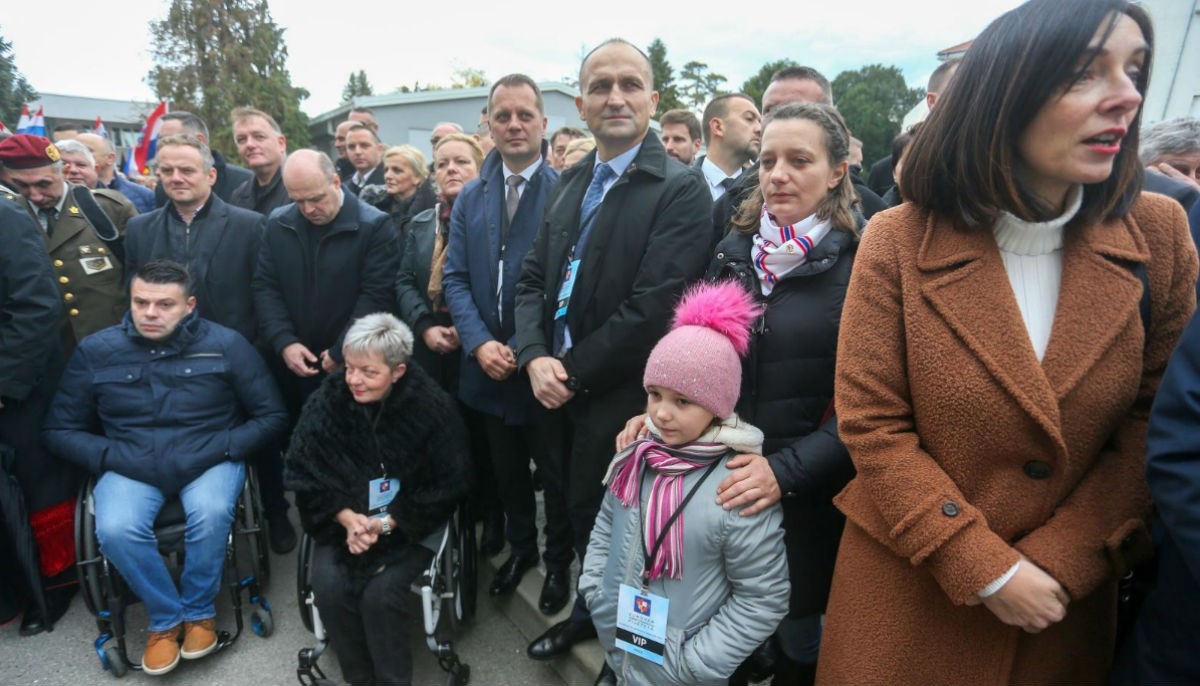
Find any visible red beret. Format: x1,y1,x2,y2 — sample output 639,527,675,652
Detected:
0,134,61,170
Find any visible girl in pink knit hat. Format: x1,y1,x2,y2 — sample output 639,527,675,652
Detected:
577,281,790,686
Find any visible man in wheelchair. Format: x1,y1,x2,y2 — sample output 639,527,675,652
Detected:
43,260,287,676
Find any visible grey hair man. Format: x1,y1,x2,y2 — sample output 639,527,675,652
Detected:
76,132,155,212
1141,117,1200,192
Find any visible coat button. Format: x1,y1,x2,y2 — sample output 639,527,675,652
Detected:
184,368,192,374
64,293,75,302
1023,461,1052,479
126,374,133,380
98,247,107,254
68,308,80,316
942,502,960,517
59,276,70,284
717,252,725,259
53,259,64,267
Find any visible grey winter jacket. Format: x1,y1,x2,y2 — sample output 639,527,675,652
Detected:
579,416,789,685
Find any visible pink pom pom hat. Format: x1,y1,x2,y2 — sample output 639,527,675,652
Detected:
643,280,763,419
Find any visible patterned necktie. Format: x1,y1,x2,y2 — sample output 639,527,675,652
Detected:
574,163,615,258
505,175,523,222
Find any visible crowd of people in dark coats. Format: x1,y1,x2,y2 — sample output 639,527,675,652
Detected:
4,0,1200,683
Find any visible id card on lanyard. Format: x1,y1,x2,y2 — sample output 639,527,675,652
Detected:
368,476,399,520
614,457,721,665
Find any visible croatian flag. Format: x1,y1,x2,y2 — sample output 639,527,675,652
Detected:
16,105,45,136
124,101,168,177
0,120,7,132
93,116,108,138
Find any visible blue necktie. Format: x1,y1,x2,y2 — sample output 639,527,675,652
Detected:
553,163,615,355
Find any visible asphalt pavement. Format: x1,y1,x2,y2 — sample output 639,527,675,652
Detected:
0,507,567,686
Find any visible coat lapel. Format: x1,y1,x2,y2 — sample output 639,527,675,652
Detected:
46,213,87,254
1040,214,1148,400
917,217,1064,445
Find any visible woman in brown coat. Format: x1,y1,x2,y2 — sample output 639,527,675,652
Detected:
817,0,1199,684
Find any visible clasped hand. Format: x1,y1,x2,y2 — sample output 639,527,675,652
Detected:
337,509,384,555
969,554,1069,633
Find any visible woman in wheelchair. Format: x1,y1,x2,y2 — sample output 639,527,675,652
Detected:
285,312,470,686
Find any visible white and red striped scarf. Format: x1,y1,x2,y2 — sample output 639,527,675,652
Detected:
751,205,832,295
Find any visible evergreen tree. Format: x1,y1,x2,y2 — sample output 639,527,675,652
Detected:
147,0,311,159
679,61,727,111
0,28,36,128
341,70,373,103
646,38,683,112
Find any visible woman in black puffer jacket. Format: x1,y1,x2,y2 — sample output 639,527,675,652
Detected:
619,103,860,686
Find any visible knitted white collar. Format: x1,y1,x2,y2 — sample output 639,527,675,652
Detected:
993,184,1083,256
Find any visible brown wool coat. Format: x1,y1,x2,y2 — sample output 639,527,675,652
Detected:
817,193,1198,686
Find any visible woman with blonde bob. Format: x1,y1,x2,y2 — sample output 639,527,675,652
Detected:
376,145,436,248
818,0,1198,683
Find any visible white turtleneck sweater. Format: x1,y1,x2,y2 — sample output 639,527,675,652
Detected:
976,185,1083,599
992,185,1083,362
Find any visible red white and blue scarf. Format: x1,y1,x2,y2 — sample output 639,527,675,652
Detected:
751,205,831,295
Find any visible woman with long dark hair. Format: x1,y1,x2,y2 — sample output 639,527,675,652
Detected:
818,0,1198,683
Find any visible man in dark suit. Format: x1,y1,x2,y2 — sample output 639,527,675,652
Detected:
1143,169,1199,213
123,133,295,554
154,111,253,207
342,124,386,196
442,74,573,613
514,38,712,675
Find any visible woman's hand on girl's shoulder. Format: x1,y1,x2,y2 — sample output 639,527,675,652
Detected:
615,413,649,452
715,454,782,516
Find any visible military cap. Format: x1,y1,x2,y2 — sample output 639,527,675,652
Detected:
0,134,61,170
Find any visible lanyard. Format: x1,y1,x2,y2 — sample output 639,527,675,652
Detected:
636,457,722,589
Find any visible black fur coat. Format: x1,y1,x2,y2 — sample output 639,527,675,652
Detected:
283,363,469,578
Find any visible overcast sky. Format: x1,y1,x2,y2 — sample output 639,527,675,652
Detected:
6,0,1027,117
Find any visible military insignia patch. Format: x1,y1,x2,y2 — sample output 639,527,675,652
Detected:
69,206,81,215
78,245,95,255
46,144,61,162
80,256,114,274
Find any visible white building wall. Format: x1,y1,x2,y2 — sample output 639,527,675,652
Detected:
1141,0,1200,123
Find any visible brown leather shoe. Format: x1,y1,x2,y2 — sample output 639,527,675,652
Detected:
181,618,218,659
142,625,182,675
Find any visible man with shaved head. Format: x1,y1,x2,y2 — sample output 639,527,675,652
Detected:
253,150,400,431
76,132,156,212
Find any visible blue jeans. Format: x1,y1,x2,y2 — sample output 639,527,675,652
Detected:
94,461,244,631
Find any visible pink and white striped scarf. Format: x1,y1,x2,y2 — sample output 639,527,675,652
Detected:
604,439,728,580
751,205,832,295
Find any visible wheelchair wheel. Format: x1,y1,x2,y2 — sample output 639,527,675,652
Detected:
241,467,270,587
74,478,106,618
456,505,477,620
251,606,274,637
103,644,128,678
296,534,316,634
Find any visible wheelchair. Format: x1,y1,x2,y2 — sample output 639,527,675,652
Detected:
295,501,477,686
74,466,273,678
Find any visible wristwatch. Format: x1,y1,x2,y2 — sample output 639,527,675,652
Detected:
379,517,393,536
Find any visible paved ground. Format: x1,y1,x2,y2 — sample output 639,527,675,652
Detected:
0,508,566,686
